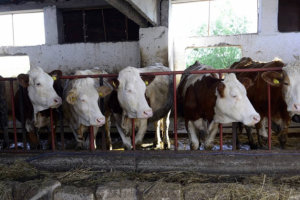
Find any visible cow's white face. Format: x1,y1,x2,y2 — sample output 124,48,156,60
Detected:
109,67,154,119
214,73,260,126
66,78,111,127
17,67,62,114
261,63,300,115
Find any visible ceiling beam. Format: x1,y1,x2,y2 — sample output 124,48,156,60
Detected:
105,0,148,28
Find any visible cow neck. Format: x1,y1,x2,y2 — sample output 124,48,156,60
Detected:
185,76,220,124
22,87,34,120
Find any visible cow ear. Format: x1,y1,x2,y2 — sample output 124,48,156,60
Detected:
141,74,156,86
239,77,253,89
17,74,29,87
48,70,62,81
66,90,78,105
261,71,282,87
108,78,119,90
97,86,112,98
216,82,226,98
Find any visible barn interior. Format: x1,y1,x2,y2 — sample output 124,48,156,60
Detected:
1,0,300,151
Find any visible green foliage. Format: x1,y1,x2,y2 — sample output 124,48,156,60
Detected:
187,1,251,69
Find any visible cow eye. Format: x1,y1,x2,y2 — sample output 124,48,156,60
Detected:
127,90,133,94
80,99,85,103
36,83,41,86
284,82,289,86
231,94,237,98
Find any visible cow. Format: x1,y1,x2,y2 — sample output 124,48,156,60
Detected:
0,76,9,149
177,61,260,150
105,64,173,150
63,69,112,149
14,67,62,149
230,57,300,149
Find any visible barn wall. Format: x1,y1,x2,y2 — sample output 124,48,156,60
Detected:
173,0,300,71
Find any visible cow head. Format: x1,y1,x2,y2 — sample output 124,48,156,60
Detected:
17,67,62,114
261,63,300,115
108,67,154,119
214,73,260,126
66,78,111,127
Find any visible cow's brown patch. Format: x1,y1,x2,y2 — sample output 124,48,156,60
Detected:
17,74,29,87
239,77,253,89
217,82,226,98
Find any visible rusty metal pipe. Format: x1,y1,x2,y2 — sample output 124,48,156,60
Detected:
268,84,272,150
50,108,55,150
10,81,17,150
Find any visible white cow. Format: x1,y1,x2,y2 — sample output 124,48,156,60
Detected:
63,69,111,149
106,64,173,150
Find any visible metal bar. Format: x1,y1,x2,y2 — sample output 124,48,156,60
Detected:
219,72,223,151
57,67,283,80
57,79,65,151
83,10,87,43
268,84,272,150
173,74,178,151
100,77,106,151
102,9,107,41
89,126,95,152
10,81,17,150
132,119,135,150
50,108,55,150
19,84,27,150
232,122,237,151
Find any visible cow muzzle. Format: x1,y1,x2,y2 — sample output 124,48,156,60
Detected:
51,97,62,108
139,109,153,119
244,114,261,126
292,103,300,113
95,117,105,127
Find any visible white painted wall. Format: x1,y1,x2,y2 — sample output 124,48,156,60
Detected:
44,6,59,45
0,42,140,74
173,0,300,71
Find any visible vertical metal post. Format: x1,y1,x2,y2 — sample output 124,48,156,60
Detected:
219,72,223,151
19,84,27,150
50,108,55,150
173,74,178,151
100,77,106,151
232,122,237,151
89,126,95,152
58,79,65,150
10,81,17,150
132,119,135,150
267,84,272,150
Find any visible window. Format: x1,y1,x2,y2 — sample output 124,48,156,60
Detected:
186,47,242,69
63,8,139,43
0,12,45,47
278,0,300,32
0,56,30,77
172,0,258,37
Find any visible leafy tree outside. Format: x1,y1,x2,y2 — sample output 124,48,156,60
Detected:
186,1,252,69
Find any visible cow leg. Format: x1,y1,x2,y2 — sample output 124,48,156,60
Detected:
194,118,208,147
69,125,85,150
105,110,112,150
85,126,99,149
153,120,163,149
278,120,290,149
162,111,171,150
187,120,200,150
204,121,219,150
256,117,268,148
135,119,148,150
244,125,257,149
2,121,9,149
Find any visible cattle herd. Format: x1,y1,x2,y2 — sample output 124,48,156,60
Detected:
1,57,300,151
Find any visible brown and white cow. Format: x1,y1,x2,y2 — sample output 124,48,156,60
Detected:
230,57,300,149
14,67,62,149
106,64,173,150
177,61,260,150
63,69,111,149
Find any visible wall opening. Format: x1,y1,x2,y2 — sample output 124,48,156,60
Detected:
172,0,258,37
0,55,30,77
185,46,242,69
0,12,45,47
278,0,300,32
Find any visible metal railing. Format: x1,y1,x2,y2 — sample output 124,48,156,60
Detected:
0,66,284,152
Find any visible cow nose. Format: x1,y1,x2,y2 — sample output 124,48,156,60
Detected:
294,104,300,111
143,109,153,118
96,118,105,126
252,115,261,123
54,97,62,105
